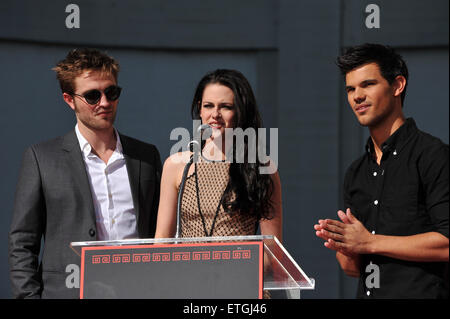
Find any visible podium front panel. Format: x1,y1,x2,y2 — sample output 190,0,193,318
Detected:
80,241,263,299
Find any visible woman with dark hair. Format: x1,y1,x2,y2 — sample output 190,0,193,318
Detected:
155,69,282,242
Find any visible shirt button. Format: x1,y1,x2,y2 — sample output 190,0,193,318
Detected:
367,291,371,296
89,228,96,237
373,172,377,177
372,230,376,234
374,200,379,205
393,150,397,156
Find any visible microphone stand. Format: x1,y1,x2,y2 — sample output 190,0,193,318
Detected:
175,139,202,239
174,124,213,240
175,154,194,239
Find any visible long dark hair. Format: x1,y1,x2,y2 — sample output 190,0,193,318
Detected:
191,69,274,220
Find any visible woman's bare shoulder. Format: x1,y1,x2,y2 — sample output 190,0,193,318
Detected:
164,151,192,169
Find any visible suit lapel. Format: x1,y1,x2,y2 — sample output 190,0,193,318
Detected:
61,130,96,226
120,134,141,229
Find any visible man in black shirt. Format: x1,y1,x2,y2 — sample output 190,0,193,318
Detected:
314,44,449,298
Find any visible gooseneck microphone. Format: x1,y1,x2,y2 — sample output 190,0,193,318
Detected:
175,124,211,239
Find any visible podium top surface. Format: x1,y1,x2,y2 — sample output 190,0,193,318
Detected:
71,235,274,253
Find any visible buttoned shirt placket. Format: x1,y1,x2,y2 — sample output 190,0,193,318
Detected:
365,143,400,297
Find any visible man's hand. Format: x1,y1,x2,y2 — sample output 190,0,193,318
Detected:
314,208,374,256
315,207,449,270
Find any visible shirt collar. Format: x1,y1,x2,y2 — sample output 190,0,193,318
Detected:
75,124,123,158
365,118,418,156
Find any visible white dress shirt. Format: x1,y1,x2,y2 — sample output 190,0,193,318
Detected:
75,125,138,241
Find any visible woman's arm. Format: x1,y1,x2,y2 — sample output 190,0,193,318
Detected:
154,154,187,238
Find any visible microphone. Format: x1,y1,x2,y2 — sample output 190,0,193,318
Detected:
198,123,212,137
175,123,212,239
188,124,211,152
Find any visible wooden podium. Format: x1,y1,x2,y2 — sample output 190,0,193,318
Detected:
70,235,314,299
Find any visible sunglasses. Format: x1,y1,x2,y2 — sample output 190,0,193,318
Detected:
71,85,122,105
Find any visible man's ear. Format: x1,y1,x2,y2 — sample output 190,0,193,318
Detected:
63,92,76,111
393,75,407,98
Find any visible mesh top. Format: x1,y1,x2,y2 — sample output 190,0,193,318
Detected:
180,159,258,237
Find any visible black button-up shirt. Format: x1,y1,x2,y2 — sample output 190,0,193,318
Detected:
343,118,449,298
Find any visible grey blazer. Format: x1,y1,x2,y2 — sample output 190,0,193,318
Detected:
9,130,162,298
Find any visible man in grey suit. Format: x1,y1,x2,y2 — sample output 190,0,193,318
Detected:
9,48,162,298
